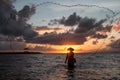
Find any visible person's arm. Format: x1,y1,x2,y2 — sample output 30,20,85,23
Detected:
65,53,68,63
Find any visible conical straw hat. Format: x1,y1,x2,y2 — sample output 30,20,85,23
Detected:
67,47,74,51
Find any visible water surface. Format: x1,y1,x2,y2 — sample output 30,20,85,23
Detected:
0,53,120,80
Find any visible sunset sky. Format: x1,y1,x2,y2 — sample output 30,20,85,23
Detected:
0,0,120,53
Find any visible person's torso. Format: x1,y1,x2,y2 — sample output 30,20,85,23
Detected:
67,52,74,59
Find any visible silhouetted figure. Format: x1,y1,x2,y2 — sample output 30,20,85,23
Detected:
65,47,76,68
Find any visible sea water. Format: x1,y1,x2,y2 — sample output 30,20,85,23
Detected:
0,53,120,80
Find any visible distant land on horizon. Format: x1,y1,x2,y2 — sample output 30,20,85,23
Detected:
0,52,42,54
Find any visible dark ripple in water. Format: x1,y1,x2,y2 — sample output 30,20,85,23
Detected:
0,53,120,80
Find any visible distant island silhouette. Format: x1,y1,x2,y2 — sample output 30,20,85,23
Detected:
0,52,42,54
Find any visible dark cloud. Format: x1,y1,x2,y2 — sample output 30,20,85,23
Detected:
18,4,36,21
60,12,81,26
0,0,38,39
27,32,87,45
92,33,107,39
48,12,81,26
49,12,107,34
92,40,98,45
49,12,107,33
92,38,99,45
110,36,115,39
36,26,51,30
95,25,112,34
59,12,108,39
75,17,95,33
29,13,112,45
48,19,60,25
108,39,120,48
75,18,106,33
36,26,63,31
107,38,120,52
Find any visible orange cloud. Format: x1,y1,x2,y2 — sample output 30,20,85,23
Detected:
112,21,120,32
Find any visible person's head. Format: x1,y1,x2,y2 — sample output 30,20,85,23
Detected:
67,47,74,52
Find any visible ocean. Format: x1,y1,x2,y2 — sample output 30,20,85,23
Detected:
0,53,120,80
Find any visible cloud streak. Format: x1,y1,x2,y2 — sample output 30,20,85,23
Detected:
36,26,63,31
28,32,87,45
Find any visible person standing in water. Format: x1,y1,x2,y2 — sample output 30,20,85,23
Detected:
65,47,76,67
